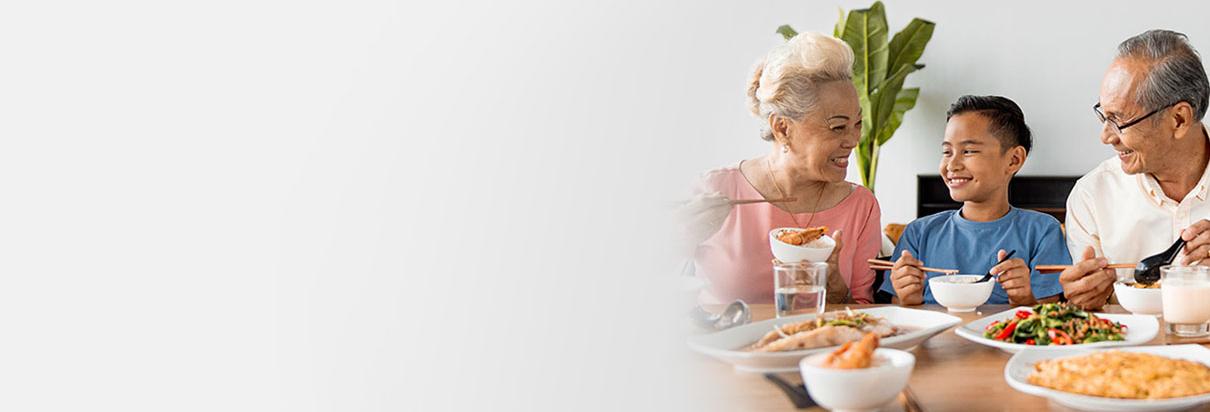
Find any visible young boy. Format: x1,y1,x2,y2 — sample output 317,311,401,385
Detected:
879,95,1070,306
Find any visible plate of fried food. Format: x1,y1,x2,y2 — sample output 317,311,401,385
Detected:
687,306,961,372
1005,345,1210,411
955,302,1159,353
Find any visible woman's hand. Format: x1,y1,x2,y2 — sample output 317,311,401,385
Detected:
675,191,733,257
825,230,850,303
890,250,925,306
676,191,733,247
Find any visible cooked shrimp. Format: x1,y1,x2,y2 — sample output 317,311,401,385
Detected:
821,332,879,369
776,227,828,246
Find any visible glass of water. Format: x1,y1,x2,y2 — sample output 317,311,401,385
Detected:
773,261,827,318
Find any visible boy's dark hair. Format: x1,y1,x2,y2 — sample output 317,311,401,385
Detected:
945,95,1032,154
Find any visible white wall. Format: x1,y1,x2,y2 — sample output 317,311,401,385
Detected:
676,0,1210,226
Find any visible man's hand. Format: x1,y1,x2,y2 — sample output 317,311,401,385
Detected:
1181,219,1210,266
1060,246,1115,310
991,249,1034,306
890,250,926,306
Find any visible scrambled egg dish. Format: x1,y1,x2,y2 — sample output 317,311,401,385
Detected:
1029,351,1210,399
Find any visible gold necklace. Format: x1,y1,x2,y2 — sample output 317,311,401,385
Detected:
766,158,826,228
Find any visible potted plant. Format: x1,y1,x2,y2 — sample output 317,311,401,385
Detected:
777,2,934,192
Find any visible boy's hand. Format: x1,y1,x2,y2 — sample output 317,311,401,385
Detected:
991,249,1034,306
890,250,926,306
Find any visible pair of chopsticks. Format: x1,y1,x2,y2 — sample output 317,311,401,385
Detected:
867,259,1136,274
731,197,796,205
762,374,815,408
867,259,959,275
1035,263,1136,273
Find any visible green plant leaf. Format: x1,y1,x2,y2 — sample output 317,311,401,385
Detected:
866,63,918,151
875,87,919,146
856,138,873,187
777,25,798,41
873,64,918,118
887,18,935,76
833,7,846,38
841,2,888,101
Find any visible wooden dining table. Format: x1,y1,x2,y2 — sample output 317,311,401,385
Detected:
688,303,1210,412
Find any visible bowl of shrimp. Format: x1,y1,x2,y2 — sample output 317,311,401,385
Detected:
769,226,834,263
799,333,915,412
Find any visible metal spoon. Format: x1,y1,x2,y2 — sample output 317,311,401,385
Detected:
1134,238,1187,284
689,300,751,330
975,250,1016,283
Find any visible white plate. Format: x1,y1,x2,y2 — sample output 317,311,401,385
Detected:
955,307,1158,353
1005,345,1210,411
686,306,961,373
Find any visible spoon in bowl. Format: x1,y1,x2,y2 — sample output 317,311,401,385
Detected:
975,250,1016,283
690,300,751,330
1134,238,1187,284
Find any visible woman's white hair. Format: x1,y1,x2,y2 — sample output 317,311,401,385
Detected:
747,32,854,141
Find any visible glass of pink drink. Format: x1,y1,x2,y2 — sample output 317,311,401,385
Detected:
1161,265,1210,338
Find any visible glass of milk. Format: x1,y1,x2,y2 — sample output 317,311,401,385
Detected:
1161,265,1210,338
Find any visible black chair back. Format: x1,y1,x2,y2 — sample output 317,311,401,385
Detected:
871,255,894,303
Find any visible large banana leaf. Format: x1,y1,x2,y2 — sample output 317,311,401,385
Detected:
877,87,919,146
840,2,888,103
869,63,921,142
887,19,935,76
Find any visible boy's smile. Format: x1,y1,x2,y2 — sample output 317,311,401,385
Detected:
941,113,1019,205
944,174,973,188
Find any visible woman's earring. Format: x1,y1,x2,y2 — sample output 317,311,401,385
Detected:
781,145,789,153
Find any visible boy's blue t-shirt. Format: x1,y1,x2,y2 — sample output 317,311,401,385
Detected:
878,207,1069,304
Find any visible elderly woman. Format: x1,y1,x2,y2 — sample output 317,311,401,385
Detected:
685,32,882,304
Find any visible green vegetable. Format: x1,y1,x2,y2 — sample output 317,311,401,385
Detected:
984,302,1125,346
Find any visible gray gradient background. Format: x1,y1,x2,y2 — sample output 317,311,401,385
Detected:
0,0,1206,411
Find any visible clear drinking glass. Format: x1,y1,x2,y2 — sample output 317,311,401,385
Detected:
773,261,828,318
1161,265,1210,338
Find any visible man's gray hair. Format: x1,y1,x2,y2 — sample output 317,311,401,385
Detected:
1117,29,1210,120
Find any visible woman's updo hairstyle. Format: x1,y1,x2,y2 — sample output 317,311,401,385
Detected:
747,32,855,141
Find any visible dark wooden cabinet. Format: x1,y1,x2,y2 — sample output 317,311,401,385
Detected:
916,175,1080,221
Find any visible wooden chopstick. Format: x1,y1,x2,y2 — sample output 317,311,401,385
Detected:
1035,263,1136,273
901,386,923,412
869,265,960,275
732,197,797,205
867,259,959,275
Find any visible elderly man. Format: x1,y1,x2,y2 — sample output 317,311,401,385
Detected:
1061,29,1210,309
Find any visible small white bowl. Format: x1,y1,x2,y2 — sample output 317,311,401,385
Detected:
929,275,994,313
1114,281,1162,316
768,228,835,263
799,348,915,412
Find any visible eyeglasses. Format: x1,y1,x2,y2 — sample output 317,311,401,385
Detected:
1093,102,1172,135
